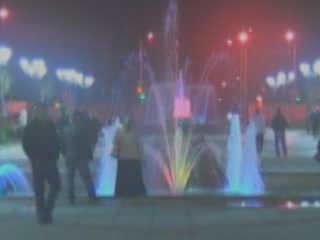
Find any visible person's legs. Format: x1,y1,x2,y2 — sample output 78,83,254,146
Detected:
274,131,280,157
280,131,288,156
31,163,46,223
78,161,97,202
67,161,76,204
46,163,61,222
256,133,263,154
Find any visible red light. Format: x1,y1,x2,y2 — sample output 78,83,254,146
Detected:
136,85,144,94
0,7,9,20
285,30,295,42
147,31,155,42
238,31,249,44
227,39,233,47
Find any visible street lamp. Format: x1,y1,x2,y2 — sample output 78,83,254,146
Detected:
83,76,95,88
0,46,12,66
147,31,155,42
313,59,320,76
19,58,47,80
0,46,12,117
56,68,94,88
0,7,9,21
285,30,295,43
20,58,49,103
299,62,312,78
138,31,155,101
238,31,249,120
238,31,249,44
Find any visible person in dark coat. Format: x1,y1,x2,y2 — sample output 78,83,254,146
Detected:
314,140,320,162
112,115,145,197
64,111,97,205
271,108,288,157
88,112,102,150
56,107,70,155
22,104,61,224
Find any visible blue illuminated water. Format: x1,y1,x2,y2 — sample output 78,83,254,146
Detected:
0,163,32,196
95,118,122,197
225,114,264,195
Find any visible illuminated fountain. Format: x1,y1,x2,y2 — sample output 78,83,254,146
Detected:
0,163,32,196
144,71,224,195
225,113,264,195
96,118,122,197
142,0,223,195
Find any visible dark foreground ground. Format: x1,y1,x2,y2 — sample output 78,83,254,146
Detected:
1,197,320,240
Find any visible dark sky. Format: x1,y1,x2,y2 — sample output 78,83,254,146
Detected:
3,0,320,95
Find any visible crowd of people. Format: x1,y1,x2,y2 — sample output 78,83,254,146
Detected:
18,102,305,225
21,104,145,224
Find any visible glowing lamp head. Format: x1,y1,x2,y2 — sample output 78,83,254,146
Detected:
0,46,12,66
227,39,233,47
285,30,295,42
147,31,155,42
313,59,320,76
277,72,287,86
238,31,248,44
221,81,227,88
256,95,263,102
0,7,9,20
299,62,312,78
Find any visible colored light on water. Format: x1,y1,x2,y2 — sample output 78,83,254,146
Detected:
313,201,320,208
285,201,298,209
300,201,310,208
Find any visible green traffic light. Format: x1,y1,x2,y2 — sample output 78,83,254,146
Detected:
139,93,146,101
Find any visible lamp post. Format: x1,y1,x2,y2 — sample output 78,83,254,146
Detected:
19,58,48,103
0,46,12,117
238,31,249,120
0,6,9,21
56,68,94,107
138,31,154,100
299,60,320,110
285,30,296,72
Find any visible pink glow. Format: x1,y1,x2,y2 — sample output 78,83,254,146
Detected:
174,97,192,119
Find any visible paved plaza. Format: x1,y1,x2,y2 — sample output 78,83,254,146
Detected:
1,129,320,239
1,198,320,240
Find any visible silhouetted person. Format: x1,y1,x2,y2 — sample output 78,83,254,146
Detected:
271,108,288,157
311,108,320,137
252,109,266,155
314,140,320,162
22,104,61,224
64,111,97,205
88,112,102,150
56,107,70,156
112,116,145,197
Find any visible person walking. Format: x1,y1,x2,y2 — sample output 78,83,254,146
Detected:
252,108,266,155
271,108,288,157
22,104,61,224
64,111,97,205
112,116,145,197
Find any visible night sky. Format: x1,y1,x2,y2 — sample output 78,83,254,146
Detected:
3,0,320,99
